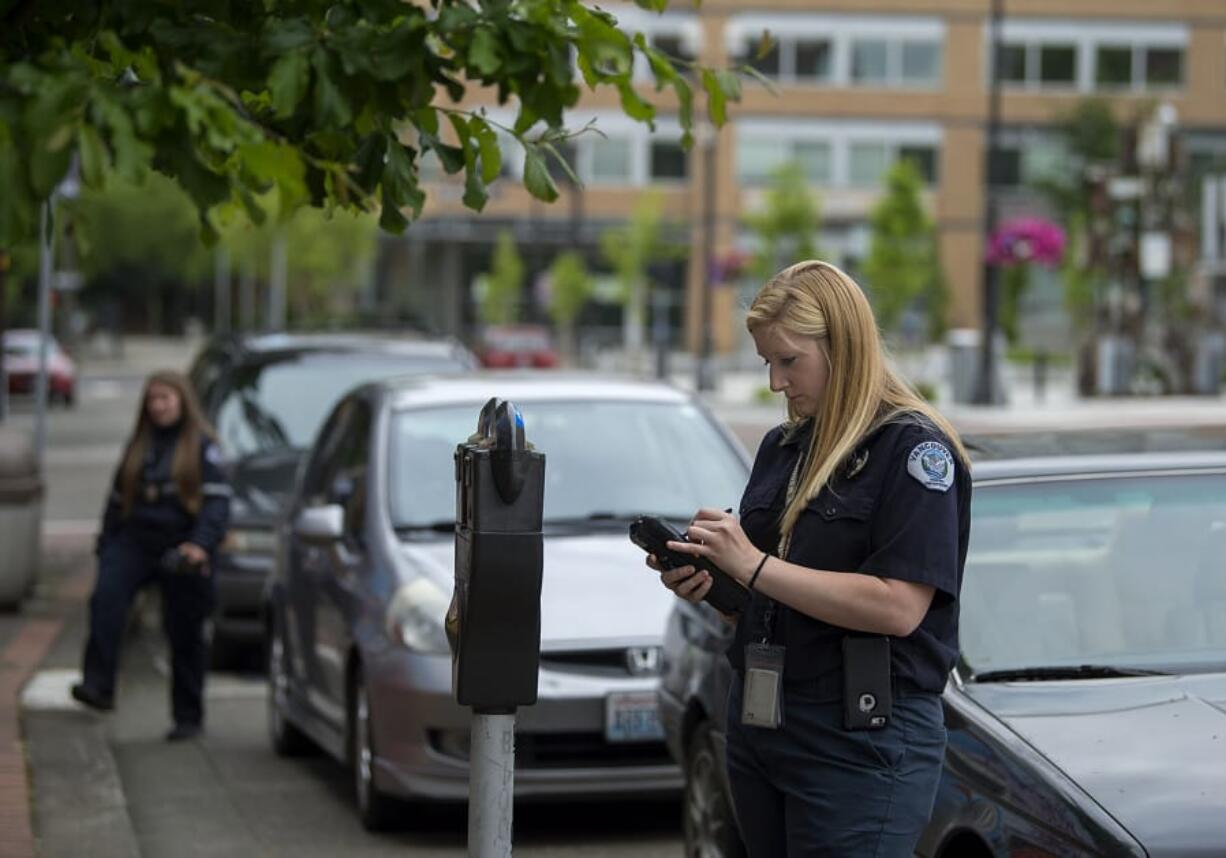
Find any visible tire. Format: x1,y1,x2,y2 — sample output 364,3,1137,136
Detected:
351,665,398,831
684,721,746,858
267,621,313,757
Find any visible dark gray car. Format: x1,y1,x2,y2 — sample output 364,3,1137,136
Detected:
188,332,475,662
660,452,1226,858
266,373,751,829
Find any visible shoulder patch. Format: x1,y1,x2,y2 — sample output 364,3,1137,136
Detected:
906,441,954,493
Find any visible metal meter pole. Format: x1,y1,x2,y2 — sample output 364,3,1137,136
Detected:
469,712,515,856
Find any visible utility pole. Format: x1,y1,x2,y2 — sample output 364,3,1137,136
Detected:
974,0,1005,405
0,249,9,422
34,202,53,466
696,124,717,392
268,230,287,331
213,247,231,334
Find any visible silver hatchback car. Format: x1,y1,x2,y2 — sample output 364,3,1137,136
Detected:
265,374,750,828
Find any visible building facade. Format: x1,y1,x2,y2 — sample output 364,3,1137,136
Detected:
379,0,1226,354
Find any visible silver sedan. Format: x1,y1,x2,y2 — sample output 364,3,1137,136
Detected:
265,373,750,828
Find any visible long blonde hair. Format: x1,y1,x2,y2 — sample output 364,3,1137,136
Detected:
746,260,969,540
117,371,216,517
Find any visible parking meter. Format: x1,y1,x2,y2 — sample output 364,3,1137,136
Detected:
450,398,545,712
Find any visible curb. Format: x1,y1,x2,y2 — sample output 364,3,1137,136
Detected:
4,543,140,858
0,618,59,858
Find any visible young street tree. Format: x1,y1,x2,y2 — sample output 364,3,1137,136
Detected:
546,250,593,362
745,161,821,282
478,229,525,325
861,158,945,342
0,0,740,247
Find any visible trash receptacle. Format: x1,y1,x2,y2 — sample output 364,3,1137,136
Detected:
946,328,1006,405
0,428,44,608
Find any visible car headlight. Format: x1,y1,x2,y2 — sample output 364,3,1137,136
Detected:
385,578,452,653
222,527,278,555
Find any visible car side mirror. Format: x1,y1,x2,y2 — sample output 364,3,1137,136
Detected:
295,504,344,543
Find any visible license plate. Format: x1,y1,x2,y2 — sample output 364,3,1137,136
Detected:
605,691,665,743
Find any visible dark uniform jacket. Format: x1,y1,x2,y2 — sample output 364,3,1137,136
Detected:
730,413,971,694
98,425,232,555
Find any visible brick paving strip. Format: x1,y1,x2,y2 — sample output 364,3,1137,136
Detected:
0,618,62,858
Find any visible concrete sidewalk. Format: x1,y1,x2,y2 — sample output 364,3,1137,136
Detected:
0,534,139,858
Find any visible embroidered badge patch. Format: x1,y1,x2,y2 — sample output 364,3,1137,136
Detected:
907,441,954,492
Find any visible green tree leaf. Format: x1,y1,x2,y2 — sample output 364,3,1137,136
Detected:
77,125,110,188
523,144,559,202
269,51,310,119
469,27,502,76
472,118,502,184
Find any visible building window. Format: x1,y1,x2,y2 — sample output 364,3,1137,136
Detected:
1145,47,1183,86
851,38,890,85
849,142,890,187
738,138,832,186
989,147,1022,187
901,41,941,85
650,140,687,180
650,33,694,66
795,38,833,81
794,141,832,184
743,38,781,78
999,43,1028,84
1095,45,1133,87
1038,44,1076,85
737,138,789,185
587,137,630,184
898,144,938,184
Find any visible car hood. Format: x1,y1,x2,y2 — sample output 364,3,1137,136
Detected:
964,673,1226,856
399,531,675,648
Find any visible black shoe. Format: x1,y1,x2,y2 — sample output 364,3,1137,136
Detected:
70,683,114,712
165,723,202,742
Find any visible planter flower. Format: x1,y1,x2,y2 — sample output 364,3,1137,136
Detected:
986,217,1066,344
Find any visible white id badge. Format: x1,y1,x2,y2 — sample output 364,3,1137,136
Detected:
741,643,785,729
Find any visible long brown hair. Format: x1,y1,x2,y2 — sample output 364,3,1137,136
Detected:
746,260,969,540
117,371,217,517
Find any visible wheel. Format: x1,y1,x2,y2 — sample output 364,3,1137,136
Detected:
267,621,313,756
684,721,746,858
351,665,398,831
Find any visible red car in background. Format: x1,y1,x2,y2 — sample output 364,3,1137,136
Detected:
3,329,77,406
477,324,559,369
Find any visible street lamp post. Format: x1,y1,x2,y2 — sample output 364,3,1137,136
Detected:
974,0,1005,405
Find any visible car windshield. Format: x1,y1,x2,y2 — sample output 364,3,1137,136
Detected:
215,353,464,457
961,472,1226,677
388,400,747,528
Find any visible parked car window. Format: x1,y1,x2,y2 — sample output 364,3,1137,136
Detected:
961,473,1226,676
214,353,462,456
334,403,371,543
388,400,746,527
301,401,355,506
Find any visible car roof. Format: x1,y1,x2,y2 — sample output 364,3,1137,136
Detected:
380,372,694,410
204,331,469,362
972,451,1226,483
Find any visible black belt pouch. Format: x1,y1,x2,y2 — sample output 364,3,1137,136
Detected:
842,635,893,730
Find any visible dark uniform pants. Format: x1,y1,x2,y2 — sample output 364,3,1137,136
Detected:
726,679,946,858
82,531,215,726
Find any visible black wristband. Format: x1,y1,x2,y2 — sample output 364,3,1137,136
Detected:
748,553,769,590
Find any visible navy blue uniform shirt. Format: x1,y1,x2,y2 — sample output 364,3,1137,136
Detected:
98,425,232,555
729,413,971,694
